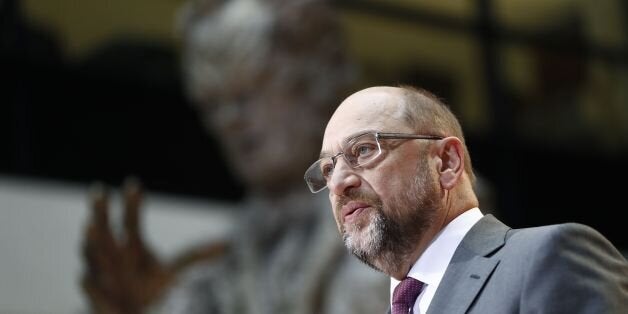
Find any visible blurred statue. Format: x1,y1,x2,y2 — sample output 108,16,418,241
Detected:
81,0,389,313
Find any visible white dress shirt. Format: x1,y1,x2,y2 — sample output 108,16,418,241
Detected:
390,208,484,314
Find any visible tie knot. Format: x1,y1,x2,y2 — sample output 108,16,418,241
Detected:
392,277,424,314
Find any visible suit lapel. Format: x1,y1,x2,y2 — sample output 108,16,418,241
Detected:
426,215,509,314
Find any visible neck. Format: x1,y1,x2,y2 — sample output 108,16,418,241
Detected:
382,186,479,280
384,225,443,280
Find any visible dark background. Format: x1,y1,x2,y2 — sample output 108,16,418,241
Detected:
2,0,627,251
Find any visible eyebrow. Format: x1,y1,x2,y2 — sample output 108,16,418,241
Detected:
318,129,379,159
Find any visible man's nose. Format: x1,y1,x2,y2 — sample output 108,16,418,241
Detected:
328,158,360,195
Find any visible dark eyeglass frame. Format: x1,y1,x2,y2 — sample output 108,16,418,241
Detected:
304,131,444,193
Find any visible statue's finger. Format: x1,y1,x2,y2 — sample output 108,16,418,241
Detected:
89,182,111,228
84,182,119,265
122,176,144,242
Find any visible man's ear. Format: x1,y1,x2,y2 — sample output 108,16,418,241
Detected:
437,137,464,190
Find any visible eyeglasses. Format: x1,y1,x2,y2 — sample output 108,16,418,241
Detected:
304,131,443,193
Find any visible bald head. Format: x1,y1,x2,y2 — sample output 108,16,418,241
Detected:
324,85,475,185
323,87,409,146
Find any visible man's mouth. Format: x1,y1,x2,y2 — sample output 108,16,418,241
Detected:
341,201,370,224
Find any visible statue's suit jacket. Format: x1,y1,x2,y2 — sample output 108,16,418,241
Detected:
390,215,628,314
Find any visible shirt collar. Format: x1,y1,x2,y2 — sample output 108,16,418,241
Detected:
390,208,483,297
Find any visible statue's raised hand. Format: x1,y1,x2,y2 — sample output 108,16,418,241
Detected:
81,178,227,314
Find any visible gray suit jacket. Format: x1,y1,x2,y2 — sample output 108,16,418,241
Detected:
390,215,628,314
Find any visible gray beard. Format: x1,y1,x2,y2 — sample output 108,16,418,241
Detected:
343,213,386,270
343,211,404,272
342,158,439,275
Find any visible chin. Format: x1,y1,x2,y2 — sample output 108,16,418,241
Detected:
343,213,385,267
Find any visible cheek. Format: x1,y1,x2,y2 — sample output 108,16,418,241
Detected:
329,195,344,232
368,161,421,216
371,162,412,196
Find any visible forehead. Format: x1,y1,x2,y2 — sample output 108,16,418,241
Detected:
322,87,411,148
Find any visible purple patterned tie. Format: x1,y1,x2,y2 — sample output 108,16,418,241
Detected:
392,277,424,314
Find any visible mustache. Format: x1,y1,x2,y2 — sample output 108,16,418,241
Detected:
335,189,381,209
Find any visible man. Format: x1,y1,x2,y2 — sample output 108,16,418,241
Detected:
82,0,389,313
305,85,628,313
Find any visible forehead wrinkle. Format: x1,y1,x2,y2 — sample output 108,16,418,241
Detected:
322,87,407,156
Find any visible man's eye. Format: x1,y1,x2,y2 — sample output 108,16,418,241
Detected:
353,143,377,157
321,163,334,178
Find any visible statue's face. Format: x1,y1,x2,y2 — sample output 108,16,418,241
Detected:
180,0,351,195
195,67,327,194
